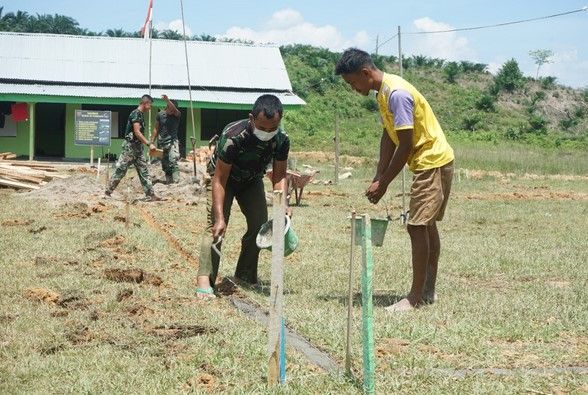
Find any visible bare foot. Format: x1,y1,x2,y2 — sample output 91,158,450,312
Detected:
385,298,417,313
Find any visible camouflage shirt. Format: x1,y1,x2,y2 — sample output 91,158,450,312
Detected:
124,109,145,144
156,111,180,145
208,119,290,183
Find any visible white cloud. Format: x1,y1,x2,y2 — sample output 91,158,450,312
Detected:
409,17,476,61
218,8,369,50
155,19,192,36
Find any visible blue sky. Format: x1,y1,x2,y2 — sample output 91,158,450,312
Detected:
3,0,587,87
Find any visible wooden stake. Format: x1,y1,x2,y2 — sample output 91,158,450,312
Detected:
125,186,130,230
345,210,357,375
334,114,340,185
268,190,285,385
106,149,110,186
361,215,375,394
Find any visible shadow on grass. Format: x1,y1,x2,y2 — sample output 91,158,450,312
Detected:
318,290,404,307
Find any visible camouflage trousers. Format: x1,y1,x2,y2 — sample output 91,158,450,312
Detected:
160,139,180,184
107,141,153,196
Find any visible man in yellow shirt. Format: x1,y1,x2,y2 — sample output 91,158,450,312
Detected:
336,48,454,312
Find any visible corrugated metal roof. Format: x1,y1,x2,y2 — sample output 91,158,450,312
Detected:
0,83,306,106
0,32,304,105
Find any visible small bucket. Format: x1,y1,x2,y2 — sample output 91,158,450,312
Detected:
256,216,299,257
353,217,389,247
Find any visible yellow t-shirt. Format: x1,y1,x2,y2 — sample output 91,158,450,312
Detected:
376,73,454,172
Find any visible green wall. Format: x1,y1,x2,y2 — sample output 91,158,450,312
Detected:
0,109,31,157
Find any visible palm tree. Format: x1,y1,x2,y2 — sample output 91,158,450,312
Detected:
159,29,183,40
105,28,128,37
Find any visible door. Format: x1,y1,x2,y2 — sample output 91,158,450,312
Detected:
35,103,66,158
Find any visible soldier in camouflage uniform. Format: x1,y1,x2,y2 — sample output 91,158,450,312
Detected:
105,94,159,200
196,95,290,299
151,94,181,184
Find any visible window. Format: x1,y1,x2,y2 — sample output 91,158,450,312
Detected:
201,109,249,140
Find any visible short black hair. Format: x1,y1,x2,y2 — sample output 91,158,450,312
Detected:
251,94,283,119
335,48,376,75
141,94,153,103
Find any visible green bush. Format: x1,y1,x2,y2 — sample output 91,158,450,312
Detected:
475,94,496,112
559,117,578,131
494,59,525,93
506,126,524,140
444,62,460,84
574,107,586,119
361,96,379,112
540,76,557,89
461,112,483,131
527,114,548,134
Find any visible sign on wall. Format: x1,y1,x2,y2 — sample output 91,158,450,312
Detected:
74,110,111,146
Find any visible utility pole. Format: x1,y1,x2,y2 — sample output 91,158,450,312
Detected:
375,34,379,55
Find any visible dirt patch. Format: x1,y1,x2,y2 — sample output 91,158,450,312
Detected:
215,277,239,297
25,174,110,207
0,313,16,324
376,338,410,358
2,219,34,226
306,190,349,198
29,226,47,234
116,288,134,302
54,202,107,219
184,373,217,392
57,292,90,310
293,151,371,167
103,268,162,286
148,324,217,339
460,169,588,182
127,304,155,317
100,235,125,248
23,287,60,305
66,326,93,345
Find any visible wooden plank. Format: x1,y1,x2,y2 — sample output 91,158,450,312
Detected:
0,168,44,184
268,190,285,385
0,160,57,171
0,177,40,190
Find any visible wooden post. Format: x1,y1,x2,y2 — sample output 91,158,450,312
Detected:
125,186,130,230
345,210,357,375
268,190,285,385
334,114,340,185
90,145,94,167
28,103,35,161
106,149,110,186
361,215,375,394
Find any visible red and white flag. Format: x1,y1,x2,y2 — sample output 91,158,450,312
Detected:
140,0,153,40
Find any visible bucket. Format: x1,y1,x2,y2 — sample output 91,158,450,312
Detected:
256,216,299,257
353,217,389,247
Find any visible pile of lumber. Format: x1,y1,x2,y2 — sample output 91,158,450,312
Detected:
187,146,214,165
0,155,68,190
0,152,16,160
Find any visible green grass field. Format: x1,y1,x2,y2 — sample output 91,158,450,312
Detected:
1,148,587,394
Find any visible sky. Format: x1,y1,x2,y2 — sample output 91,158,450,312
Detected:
3,0,587,87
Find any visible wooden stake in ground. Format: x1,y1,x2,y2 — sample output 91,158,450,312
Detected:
334,114,340,185
268,190,285,385
345,210,357,376
125,186,130,230
105,149,110,186
361,215,375,394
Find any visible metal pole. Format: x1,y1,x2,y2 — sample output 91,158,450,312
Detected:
268,190,285,385
345,210,357,375
375,34,379,55
334,114,340,185
148,19,153,142
361,215,375,394
180,0,198,175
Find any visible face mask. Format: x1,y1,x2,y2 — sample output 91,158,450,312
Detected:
251,120,278,141
253,128,278,141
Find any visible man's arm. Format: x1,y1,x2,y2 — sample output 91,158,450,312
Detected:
211,158,232,240
132,123,151,146
150,121,159,145
374,128,396,182
366,130,413,203
163,94,181,117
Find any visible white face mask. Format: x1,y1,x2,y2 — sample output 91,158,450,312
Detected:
251,120,278,141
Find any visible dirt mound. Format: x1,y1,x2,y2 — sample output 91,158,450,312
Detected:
25,174,108,207
292,151,371,167
2,218,34,226
23,287,60,305
461,191,588,201
148,324,217,339
116,288,134,302
103,268,163,286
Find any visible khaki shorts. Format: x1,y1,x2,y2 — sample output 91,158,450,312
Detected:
408,161,454,226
